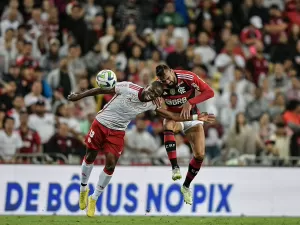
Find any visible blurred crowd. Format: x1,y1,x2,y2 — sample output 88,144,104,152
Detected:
0,0,300,166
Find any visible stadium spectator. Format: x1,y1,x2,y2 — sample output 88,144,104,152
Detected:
18,110,41,163
264,4,288,47
10,95,25,129
1,7,20,35
253,113,276,142
80,112,95,136
246,87,269,122
283,100,300,132
256,139,279,166
205,126,222,163
84,42,103,74
47,57,76,99
124,117,158,165
46,122,84,163
0,117,22,163
286,76,300,101
225,112,261,156
1,0,23,24
40,38,61,73
63,3,87,55
268,63,289,93
220,93,244,132
156,1,185,28
246,40,268,86
240,16,263,46
269,92,286,119
24,81,51,111
194,32,216,66
28,100,55,148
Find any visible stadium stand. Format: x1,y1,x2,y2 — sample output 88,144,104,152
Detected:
0,0,300,167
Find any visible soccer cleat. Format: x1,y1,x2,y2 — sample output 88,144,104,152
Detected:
172,167,182,181
87,196,97,217
181,185,193,205
79,188,89,210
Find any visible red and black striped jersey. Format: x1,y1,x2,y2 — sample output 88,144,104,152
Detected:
162,70,214,113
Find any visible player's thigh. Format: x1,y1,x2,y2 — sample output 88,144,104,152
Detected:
185,124,205,158
105,130,125,161
85,120,104,151
163,119,183,132
85,148,98,162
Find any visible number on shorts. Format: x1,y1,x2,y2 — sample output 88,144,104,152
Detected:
89,130,95,138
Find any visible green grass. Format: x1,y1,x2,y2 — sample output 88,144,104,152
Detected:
1,216,300,225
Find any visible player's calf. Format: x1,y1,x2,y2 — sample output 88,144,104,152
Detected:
90,153,117,201
183,156,204,188
79,149,97,210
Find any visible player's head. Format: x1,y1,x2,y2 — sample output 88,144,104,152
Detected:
156,64,177,87
141,81,164,102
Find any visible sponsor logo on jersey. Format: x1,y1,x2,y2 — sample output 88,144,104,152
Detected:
165,97,187,106
170,89,176,95
178,86,186,94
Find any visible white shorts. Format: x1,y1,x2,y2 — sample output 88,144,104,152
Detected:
180,121,203,133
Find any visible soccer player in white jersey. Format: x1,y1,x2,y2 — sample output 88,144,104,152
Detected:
68,80,215,217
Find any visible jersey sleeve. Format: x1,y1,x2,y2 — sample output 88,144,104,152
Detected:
115,82,130,95
188,74,214,105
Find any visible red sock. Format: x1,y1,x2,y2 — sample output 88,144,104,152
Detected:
183,157,203,188
164,130,178,168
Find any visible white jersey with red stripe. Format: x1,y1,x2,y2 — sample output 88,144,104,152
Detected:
95,82,156,130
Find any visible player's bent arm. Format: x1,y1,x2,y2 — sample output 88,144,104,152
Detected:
68,87,115,101
155,108,195,121
188,76,214,106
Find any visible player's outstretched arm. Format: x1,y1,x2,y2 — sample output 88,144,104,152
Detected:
67,87,115,101
156,108,215,123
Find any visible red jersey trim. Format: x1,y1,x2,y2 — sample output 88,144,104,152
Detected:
129,84,142,91
177,74,194,81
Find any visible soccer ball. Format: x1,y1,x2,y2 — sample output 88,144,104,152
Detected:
96,70,117,89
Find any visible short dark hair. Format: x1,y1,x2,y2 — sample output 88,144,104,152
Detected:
4,116,14,124
151,81,164,96
156,64,169,77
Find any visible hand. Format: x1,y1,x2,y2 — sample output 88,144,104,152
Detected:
207,113,216,123
67,92,81,101
180,101,192,119
152,97,164,109
198,113,216,123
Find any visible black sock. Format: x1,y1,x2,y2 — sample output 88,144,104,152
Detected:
164,130,179,169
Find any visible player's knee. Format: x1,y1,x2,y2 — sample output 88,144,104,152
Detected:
85,149,98,163
164,120,176,131
193,152,205,161
105,153,117,172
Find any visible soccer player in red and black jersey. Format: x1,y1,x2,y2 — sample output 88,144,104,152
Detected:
156,64,214,205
